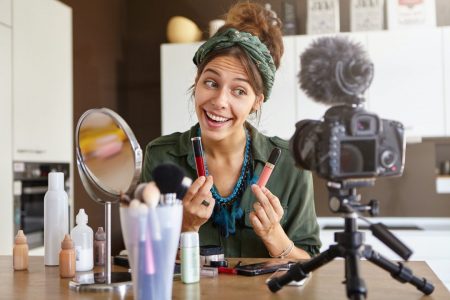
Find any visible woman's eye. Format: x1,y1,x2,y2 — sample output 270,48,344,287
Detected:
234,88,247,96
204,80,217,88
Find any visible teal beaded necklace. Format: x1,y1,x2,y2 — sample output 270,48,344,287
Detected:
197,127,253,237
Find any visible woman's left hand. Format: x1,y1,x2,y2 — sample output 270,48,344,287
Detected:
249,184,284,241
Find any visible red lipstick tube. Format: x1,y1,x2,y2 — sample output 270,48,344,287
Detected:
257,148,281,188
218,267,237,275
191,137,206,177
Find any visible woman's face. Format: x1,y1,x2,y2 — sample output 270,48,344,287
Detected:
194,55,263,142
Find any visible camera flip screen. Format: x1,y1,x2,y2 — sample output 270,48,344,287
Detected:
340,139,376,175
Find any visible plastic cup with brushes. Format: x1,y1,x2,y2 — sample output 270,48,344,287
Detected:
119,163,191,300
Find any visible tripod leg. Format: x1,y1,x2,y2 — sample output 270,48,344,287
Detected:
363,245,434,295
268,245,342,293
344,251,367,300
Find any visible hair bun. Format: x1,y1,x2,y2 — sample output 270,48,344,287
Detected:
223,2,283,69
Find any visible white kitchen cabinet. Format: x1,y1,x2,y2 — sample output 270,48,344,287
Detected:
0,0,11,26
161,42,201,135
13,0,73,162
258,36,297,139
366,28,445,138
0,24,13,255
443,27,450,135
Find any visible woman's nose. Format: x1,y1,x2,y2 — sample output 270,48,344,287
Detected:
211,87,228,108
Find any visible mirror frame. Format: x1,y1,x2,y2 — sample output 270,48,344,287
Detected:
75,108,142,203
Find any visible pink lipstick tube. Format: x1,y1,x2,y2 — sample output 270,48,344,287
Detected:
191,137,206,177
257,148,281,188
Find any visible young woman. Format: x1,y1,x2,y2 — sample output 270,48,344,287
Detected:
142,2,320,259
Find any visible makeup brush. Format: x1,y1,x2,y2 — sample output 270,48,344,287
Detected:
152,163,188,205
177,177,193,200
141,182,162,238
119,192,131,206
137,202,155,299
133,183,148,202
142,182,160,208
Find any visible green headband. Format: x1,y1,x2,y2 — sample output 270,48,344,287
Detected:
193,28,276,101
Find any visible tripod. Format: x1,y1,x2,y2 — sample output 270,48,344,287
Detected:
268,180,435,300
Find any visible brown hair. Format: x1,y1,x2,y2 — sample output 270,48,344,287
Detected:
193,1,284,101
223,1,283,69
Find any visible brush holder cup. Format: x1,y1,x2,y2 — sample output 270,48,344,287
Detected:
120,203,183,300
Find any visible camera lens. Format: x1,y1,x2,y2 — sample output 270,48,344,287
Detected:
380,150,396,168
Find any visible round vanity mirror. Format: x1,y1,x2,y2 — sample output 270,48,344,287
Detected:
74,108,142,291
75,108,142,202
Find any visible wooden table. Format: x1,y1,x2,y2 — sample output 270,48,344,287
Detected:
1,256,449,299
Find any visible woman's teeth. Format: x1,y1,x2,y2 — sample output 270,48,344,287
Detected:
206,112,229,122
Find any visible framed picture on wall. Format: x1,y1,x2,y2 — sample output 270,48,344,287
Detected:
350,0,384,32
306,0,340,35
387,0,436,29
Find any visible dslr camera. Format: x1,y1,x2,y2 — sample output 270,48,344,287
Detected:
290,36,405,182
291,105,405,181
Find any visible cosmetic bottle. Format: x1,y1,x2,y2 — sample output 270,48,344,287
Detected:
13,230,29,271
94,227,106,266
180,231,200,284
59,234,76,278
71,209,94,271
44,172,69,266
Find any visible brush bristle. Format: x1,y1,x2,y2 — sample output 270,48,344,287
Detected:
133,183,147,200
152,163,186,194
142,182,160,208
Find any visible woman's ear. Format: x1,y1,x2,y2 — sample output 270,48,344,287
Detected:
252,94,264,112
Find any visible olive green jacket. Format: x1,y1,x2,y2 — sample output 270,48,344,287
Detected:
141,123,321,257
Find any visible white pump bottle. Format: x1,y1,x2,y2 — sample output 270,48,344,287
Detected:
71,209,94,271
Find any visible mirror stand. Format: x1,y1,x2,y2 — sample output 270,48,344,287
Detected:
72,108,142,293
69,164,132,292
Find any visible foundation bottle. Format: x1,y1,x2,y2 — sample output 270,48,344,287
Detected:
94,227,106,266
13,230,29,271
180,231,200,284
59,234,76,278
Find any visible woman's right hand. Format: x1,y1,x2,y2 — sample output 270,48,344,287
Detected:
181,175,215,232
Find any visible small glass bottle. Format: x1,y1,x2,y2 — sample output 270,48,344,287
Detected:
94,227,106,266
59,234,76,278
13,230,29,271
180,231,200,284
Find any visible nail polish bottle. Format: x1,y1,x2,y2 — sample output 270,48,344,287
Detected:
94,227,106,266
13,230,29,271
59,234,76,278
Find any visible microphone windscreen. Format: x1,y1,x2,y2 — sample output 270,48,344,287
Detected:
152,163,186,194
299,36,373,106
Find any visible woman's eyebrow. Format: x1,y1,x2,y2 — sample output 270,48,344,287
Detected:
204,68,250,84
